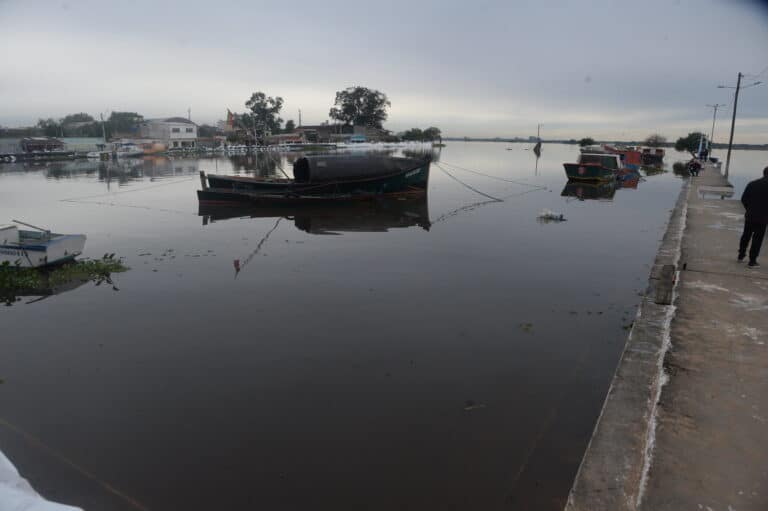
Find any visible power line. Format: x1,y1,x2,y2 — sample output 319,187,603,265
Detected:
744,64,768,79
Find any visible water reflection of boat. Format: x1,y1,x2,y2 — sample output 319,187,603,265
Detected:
199,195,431,234
561,181,616,201
198,155,430,204
619,173,640,189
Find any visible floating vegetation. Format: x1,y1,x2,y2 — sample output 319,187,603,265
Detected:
519,322,534,333
0,255,129,306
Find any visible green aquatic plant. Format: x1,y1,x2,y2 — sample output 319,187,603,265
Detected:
0,255,129,306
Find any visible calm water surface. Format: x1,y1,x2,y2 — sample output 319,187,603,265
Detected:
0,142,700,510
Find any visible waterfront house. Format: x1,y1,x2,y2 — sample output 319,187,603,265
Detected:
60,137,107,154
139,117,198,149
20,137,64,152
265,133,306,145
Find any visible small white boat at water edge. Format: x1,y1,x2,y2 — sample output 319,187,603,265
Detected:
113,143,144,158
0,222,86,268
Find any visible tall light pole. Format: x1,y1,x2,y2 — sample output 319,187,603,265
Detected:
718,73,763,179
705,103,726,161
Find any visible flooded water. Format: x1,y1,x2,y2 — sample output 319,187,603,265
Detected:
0,142,714,510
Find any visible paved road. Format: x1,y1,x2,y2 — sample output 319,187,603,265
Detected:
640,166,768,510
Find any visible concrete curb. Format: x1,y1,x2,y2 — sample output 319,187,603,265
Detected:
564,177,690,511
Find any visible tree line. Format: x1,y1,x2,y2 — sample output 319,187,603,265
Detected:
0,112,145,139
2,86,440,141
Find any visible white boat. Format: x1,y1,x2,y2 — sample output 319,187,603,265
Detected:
0,221,86,268
113,143,144,158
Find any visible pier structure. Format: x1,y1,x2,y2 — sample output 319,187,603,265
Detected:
566,163,768,510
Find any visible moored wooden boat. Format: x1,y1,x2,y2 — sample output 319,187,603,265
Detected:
198,155,430,204
641,147,665,165
563,153,623,182
1,222,86,268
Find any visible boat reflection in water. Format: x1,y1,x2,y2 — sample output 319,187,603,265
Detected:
199,195,431,235
561,181,617,201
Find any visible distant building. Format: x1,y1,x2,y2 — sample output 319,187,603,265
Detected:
20,137,64,152
265,133,306,145
294,124,389,143
0,138,22,155
61,137,107,153
138,117,198,149
295,125,336,143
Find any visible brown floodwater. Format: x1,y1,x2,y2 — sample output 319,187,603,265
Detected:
0,141,725,510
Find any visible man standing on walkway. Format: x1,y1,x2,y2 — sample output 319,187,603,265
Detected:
739,166,768,268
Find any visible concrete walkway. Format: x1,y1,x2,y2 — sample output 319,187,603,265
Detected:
640,166,768,510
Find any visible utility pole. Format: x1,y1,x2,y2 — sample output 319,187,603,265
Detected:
718,72,764,178
100,113,106,142
723,73,742,178
188,107,191,121
298,109,302,127
706,103,726,161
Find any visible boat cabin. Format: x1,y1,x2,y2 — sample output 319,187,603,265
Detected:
578,153,622,170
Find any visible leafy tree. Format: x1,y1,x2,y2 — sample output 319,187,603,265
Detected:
284,119,296,133
578,137,596,147
36,118,61,137
108,112,144,135
423,127,442,141
61,113,94,124
674,132,706,157
400,128,424,141
329,86,390,128
644,134,667,147
245,92,284,134
198,124,218,138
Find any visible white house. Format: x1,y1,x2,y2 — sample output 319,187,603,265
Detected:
139,117,198,149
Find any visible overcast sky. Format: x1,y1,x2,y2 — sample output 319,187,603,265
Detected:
1,0,767,142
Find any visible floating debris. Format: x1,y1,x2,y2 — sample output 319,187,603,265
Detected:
464,400,486,411
519,322,534,333
537,209,567,223
0,256,129,306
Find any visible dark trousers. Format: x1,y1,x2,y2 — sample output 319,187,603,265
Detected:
739,220,766,263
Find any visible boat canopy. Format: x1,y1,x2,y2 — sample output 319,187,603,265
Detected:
293,155,422,183
578,153,621,170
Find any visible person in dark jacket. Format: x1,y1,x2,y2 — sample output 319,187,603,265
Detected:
739,166,768,268
687,159,702,176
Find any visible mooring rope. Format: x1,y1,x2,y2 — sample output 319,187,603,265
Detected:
430,186,545,226
438,160,547,190
61,199,193,216
434,163,503,202
60,177,196,203
236,217,283,277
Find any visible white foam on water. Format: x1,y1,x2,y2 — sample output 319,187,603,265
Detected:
0,450,83,510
